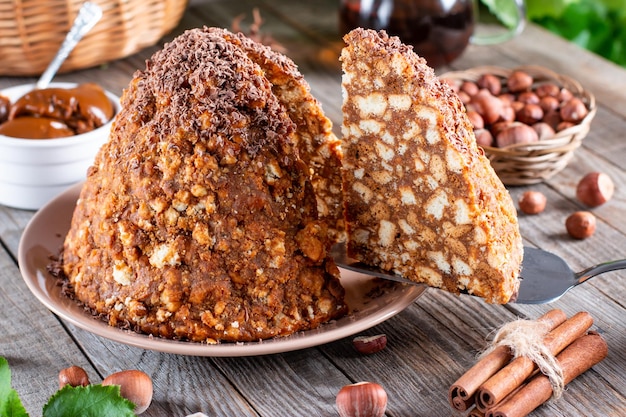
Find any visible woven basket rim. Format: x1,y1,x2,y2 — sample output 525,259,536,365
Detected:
0,0,189,76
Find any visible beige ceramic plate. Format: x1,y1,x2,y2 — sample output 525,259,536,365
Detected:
18,183,426,357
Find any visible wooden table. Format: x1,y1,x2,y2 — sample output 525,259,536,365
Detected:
1,1,624,416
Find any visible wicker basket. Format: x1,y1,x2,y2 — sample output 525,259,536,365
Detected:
0,0,188,76
441,65,596,185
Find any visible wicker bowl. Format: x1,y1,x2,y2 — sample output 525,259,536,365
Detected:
441,65,596,185
0,0,188,76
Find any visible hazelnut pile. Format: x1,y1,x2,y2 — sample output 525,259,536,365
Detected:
444,70,590,148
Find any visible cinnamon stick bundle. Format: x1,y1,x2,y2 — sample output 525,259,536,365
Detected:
486,332,608,417
448,309,567,411
474,311,593,411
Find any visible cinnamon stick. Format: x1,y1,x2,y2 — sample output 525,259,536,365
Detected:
486,332,608,417
475,311,593,412
448,309,567,411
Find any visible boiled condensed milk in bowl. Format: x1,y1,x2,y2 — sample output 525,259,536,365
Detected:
0,82,120,210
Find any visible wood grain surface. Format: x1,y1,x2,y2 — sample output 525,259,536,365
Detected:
0,1,623,416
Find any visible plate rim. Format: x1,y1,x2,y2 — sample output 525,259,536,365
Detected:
18,183,426,357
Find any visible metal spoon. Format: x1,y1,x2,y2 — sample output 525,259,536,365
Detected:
330,243,626,304
36,2,103,90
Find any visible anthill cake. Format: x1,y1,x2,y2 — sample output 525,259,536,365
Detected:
340,29,522,304
59,27,346,343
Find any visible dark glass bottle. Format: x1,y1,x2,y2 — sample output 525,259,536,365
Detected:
339,0,475,68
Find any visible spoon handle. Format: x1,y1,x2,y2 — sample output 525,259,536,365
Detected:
36,2,103,90
575,258,626,285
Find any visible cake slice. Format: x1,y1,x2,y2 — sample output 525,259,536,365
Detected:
340,29,522,304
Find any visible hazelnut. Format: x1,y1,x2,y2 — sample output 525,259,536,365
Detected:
500,105,516,122
565,211,596,239
517,91,539,105
556,121,576,132
511,101,525,112
102,370,153,414
490,121,513,138
353,334,388,354
336,382,388,417
474,128,494,147
518,191,547,214
496,123,539,147
516,103,544,125
558,88,574,103
560,97,588,123
460,81,479,96
535,83,560,98
498,93,516,105
507,70,533,92
466,110,484,129
576,172,615,207
59,366,90,388
539,96,560,113
542,110,562,130
477,73,502,95
532,122,556,140
472,90,503,125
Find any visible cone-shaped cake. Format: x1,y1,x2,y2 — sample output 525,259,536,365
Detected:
59,27,346,343
340,29,522,304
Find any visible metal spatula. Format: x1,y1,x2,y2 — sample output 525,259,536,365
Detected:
330,243,626,304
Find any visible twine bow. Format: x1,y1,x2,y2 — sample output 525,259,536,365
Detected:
479,319,565,399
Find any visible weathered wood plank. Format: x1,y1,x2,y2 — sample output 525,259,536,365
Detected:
0,245,98,416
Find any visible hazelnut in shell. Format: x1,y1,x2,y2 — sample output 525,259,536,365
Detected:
477,73,502,95
496,123,539,148
535,83,560,98
566,211,596,239
102,370,153,414
560,97,588,123
472,90,503,125
518,191,547,214
336,382,388,417
516,103,544,125
474,128,494,147
59,366,90,388
532,122,556,140
576,172,615,207
506,70,533,92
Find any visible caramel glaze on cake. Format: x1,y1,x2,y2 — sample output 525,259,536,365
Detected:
340,29,522,304
59,27,347,343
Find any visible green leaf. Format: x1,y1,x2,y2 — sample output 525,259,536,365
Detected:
525,0,580,19
43,385,136,417
0,357,29,417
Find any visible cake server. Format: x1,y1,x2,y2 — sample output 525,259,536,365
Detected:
330,243,626,304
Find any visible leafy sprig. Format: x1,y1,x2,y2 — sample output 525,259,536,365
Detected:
0,357,136,417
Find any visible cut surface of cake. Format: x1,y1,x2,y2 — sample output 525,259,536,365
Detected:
340,28,522,304
59,27,346,343
222,31,345,241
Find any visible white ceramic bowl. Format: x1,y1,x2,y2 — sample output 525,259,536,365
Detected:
0,82,120,210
